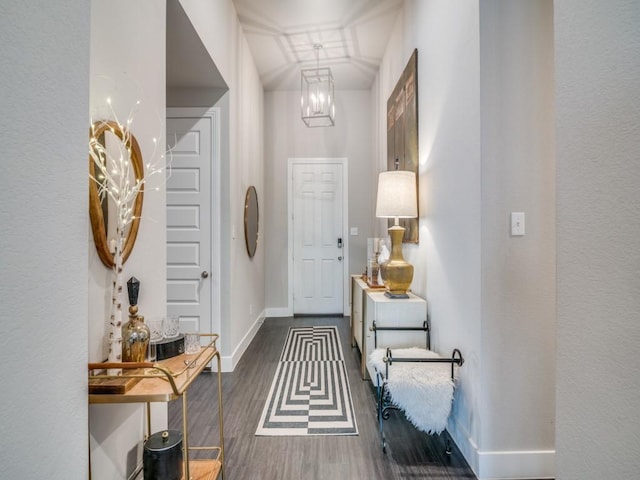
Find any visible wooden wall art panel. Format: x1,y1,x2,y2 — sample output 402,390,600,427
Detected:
386,48,419,243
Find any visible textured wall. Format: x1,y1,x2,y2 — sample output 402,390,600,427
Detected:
376,0,484,471
555,0,640,477
376,1,556,477
88,1,167,478
0,1,90,478
479,0,556,472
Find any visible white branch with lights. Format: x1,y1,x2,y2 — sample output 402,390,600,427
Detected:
89,98,170,369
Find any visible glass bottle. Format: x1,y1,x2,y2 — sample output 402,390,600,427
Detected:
122,276,150,362
122,313,150,362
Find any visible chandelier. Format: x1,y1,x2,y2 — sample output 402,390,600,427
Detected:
300,44,335,127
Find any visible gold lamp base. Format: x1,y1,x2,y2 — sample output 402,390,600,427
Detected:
379,225,413,298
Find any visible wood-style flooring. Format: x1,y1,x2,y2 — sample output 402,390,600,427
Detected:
169,316,477,479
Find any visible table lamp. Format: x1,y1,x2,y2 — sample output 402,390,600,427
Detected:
375,169,418,298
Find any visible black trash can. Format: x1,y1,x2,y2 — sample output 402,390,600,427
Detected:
143,430,183,480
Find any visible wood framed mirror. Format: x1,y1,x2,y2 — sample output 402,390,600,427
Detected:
89,120,144,268
244,186,259,258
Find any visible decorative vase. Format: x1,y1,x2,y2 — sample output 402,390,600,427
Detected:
379,225,413,298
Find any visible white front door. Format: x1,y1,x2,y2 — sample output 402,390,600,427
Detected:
166,109,218,337
292,162,345,314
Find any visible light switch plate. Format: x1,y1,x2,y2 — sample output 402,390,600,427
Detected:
350,227,358,236
511,212,525,236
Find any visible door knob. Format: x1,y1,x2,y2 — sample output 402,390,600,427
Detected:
201,271,209,279
338,256,343,261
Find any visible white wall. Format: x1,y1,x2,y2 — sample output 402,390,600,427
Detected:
375,0,483,471
88,0,167,368
0,1,90,478
88,1,167,478
177,0,265,369
555,0,640,478
263,90,375,314
375,1,556,478
228,32,265,362
479,0,556,469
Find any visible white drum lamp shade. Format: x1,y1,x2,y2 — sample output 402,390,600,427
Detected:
376,170,418,223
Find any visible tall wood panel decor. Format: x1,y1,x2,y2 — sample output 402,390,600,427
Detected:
387,48,419,243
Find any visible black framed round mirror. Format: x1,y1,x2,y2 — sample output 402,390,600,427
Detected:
244,186,259,258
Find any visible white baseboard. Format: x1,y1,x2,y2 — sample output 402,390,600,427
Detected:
447,415,554,479
477,449,555,480
217,310,265,372
264,307,292,318
447,415,480,474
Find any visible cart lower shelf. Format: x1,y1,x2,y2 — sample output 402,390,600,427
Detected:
135,459,221,480
183,459,222,480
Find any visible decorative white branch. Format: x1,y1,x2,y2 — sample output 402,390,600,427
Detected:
89,98,171,369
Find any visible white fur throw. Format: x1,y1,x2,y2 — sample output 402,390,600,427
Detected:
368,347,454,435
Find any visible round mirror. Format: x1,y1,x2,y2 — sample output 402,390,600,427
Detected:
244,186,259,258
89,120,144,268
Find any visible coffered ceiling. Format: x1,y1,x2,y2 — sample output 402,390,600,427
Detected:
232,0,403,91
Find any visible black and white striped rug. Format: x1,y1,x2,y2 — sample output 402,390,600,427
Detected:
255,326,358,436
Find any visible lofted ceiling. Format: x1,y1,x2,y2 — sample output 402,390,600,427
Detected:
167,0,227,90
232,0,404,91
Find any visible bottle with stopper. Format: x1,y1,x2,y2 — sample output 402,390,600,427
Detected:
122,276,150,362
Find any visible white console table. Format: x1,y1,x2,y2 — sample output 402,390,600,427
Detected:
351,275,427,380
350,276,369,346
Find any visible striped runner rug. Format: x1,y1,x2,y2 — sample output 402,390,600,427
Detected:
255,326,358,436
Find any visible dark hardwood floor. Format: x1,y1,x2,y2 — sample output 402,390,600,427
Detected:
169,316,476,479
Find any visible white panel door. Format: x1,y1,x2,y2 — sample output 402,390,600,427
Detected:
292,163,344,314
166,115,212,335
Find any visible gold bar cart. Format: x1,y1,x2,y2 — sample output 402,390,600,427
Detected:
89,334,224,480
